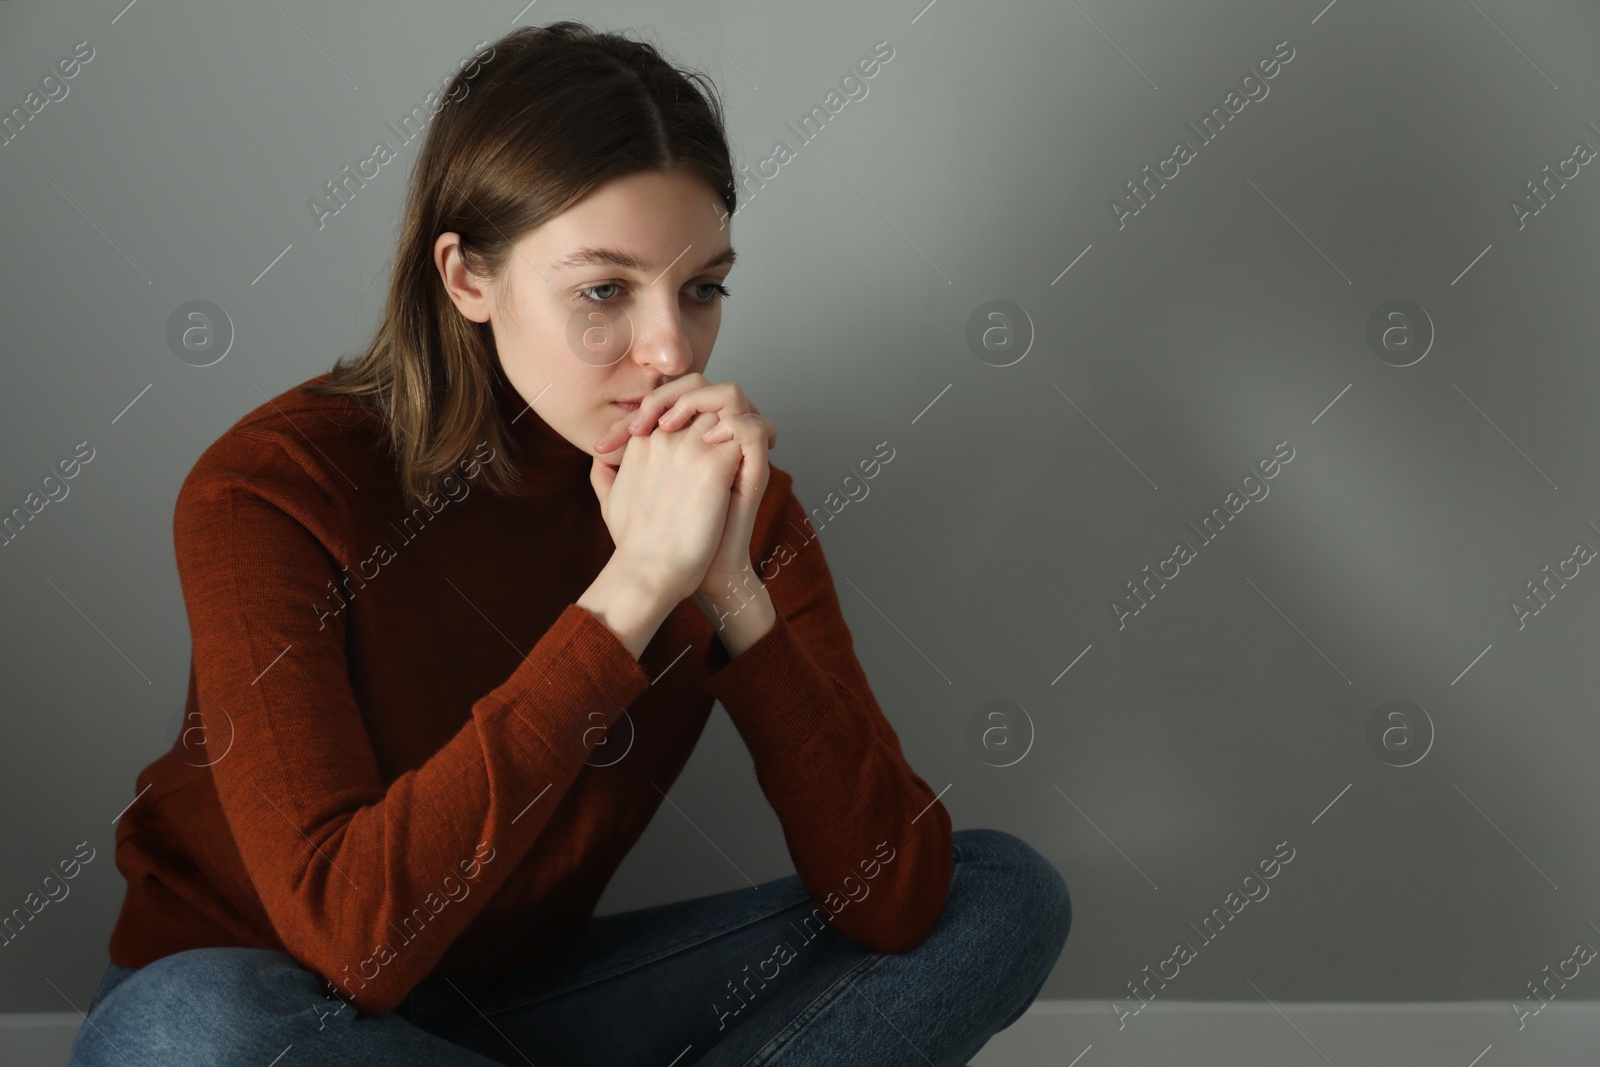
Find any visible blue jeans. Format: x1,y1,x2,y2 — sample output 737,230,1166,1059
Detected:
68,828,1069,1066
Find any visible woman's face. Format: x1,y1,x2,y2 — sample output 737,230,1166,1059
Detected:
436,168,735,465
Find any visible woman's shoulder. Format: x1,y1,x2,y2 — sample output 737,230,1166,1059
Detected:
177,372,387,511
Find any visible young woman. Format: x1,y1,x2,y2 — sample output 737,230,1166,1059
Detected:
70,21,1070,1066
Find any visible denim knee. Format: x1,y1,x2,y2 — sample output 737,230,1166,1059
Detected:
69,947,329,1065
950,828,1072,985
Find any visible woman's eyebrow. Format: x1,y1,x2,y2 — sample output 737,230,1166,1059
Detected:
549,246,736,273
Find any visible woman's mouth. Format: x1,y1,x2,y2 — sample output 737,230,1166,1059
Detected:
610,401,641,412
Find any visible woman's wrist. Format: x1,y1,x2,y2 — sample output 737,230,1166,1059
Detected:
693,571,777,659
576,555,681,661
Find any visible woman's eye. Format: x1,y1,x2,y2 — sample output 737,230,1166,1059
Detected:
577,282,731,307
578,283,622,305
691,283,732,305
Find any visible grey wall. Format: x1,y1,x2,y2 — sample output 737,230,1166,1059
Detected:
4,0,1599,1027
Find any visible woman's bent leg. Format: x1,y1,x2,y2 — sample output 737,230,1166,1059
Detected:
403,870,831,1064
693,827,1072,1066
66,946,502,1067
405,827,1069,1067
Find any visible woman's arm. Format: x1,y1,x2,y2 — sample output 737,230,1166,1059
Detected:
172,432,666,1015
699,466,955,953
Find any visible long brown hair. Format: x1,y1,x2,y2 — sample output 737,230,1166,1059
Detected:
302,21,737,510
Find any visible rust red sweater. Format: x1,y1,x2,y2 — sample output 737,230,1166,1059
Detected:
106,368,953,1015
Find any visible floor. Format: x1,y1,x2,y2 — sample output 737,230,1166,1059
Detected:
6,1000,1597,1065
974,1000,1598,1066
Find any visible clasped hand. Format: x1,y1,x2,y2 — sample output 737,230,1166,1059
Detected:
588,374,778,605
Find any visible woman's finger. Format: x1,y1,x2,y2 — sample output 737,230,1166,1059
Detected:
593,373,711,453
708,411,771,495
702,412,777,450
635,381,744,437
658,381,756,431
627,375,718,435
587,454,618,521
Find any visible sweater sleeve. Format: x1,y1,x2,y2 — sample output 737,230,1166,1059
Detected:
173,432,651,1015
702,472,954,953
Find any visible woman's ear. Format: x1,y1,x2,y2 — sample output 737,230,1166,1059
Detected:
434,231,493,323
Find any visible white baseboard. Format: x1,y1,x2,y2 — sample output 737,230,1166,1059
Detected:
6,1001,1597,1067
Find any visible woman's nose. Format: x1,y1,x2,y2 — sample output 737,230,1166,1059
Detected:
631,304,695,375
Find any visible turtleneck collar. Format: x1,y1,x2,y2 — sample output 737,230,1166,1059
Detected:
489,361,595,496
